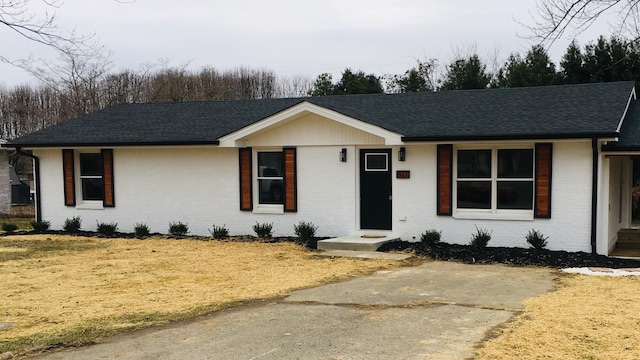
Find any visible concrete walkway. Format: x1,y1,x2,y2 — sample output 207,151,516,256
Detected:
33,262,557,360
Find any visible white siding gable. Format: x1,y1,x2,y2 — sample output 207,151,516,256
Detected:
246,112,385,147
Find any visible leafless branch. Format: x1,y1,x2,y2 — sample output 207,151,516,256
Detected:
525,0,640,46
0,0,99,62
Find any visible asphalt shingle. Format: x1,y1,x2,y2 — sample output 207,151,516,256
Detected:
6,81,636,147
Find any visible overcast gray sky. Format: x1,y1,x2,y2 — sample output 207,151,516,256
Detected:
0,0,616,87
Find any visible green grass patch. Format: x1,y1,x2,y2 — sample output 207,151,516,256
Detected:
0,238,104,262
0,218,35,231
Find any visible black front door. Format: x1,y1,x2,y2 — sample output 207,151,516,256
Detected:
360,149,392,230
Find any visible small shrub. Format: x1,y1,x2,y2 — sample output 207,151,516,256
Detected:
209,224,230,239
253,222,273,238
420,229,441,247
168,221,189,237
96,221,118,237
526,229,549,251
31,220,51,233
294,221,318,245
469,226,491,251
2,223,18,233
63,216,82,234
134,222,150,239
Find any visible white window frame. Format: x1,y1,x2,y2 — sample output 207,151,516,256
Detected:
253,148,284,214
453,145,534,221
364,153,389,172
76,151,104,210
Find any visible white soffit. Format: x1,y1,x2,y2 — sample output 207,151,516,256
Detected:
217,101,403,147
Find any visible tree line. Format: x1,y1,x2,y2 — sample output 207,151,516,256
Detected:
1,35,639,142
0,66,313,140
313,35,640,95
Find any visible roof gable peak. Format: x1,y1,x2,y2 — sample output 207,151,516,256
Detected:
217,101,403,147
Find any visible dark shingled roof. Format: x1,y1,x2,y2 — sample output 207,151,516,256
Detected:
603,99,640,151
6,81,636,148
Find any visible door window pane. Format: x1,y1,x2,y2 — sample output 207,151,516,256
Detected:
458,150,491,178
457,181,491,209
365,153,388,171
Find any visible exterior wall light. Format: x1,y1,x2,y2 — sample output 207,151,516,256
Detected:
398,147,406,161
340,148,347,162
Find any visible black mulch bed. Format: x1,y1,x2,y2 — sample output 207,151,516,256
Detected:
377,240,640,269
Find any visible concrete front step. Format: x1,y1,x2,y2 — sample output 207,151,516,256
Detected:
317,250,413,261
317,235,400,252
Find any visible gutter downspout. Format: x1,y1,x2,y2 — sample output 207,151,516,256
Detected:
591,138,598,255
15,148,41,223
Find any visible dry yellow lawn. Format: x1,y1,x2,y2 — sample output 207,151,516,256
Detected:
476,274,640,360
0,235,401,355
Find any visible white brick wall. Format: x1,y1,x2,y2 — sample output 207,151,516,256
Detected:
392,141,594,253
35,140,599,252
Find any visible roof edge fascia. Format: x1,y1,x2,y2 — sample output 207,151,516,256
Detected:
3,140,221,149
217,101,403,147
401,132,619,142
616,85,637,133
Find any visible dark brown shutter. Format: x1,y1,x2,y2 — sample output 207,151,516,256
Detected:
535,143,552,218
239,148,253,211
283,147,297,212
102,149,115,207
62,149,76,206
437,144,453,216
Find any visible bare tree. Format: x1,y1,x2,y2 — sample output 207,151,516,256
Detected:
529,0,640,45
0,0,98,64
21,45,112,118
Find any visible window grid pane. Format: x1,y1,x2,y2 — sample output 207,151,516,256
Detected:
497,149,533,178
82,178,104,201
457,150,491,178
497,181,533,210
457,181,491,209
80,153,103,176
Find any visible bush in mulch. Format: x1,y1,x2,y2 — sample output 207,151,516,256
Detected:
377,240,640,269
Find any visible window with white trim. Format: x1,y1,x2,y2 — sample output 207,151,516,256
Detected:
456,147,534,213
257,151,284,205
79,153,104,201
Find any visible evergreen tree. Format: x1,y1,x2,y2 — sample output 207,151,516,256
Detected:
308,69,383,96
560,40,588,84
386,60,436,93
308,73,335,96
493,45,559,87
439,54,491,90
334,69,383,95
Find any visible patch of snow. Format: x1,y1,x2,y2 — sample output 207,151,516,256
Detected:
561,267,640,277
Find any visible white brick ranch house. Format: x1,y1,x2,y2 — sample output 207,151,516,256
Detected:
5,81,640,255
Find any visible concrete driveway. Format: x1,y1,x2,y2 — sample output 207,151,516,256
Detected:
33,261,556,360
